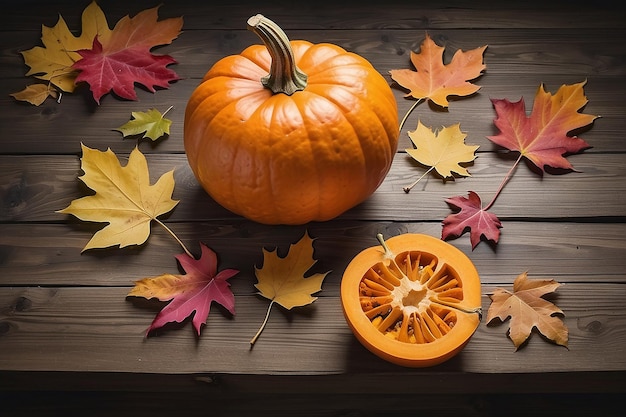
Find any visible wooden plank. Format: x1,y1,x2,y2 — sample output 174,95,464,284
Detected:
0,76,620,154
0,389,621,417
2,153,624,223
1,284,625,376
1,221,625,287
4,27,624,79
2,0,623,32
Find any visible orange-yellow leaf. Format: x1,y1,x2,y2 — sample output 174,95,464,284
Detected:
390,33,487,108
486,272,568,349
488,81,598,171
407,121,479,178
10,83,58,106
57,143,178,251
250,231,330,345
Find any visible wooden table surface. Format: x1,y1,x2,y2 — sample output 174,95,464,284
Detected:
1,0,625,415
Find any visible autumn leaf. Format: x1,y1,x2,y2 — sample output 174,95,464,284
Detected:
18,1,111,94
442,191,502,249
115,106,173,141
486,272,568,349
390,33,487,108
250,231,330,345
57,143,178,251
10,84,58,106
404,121,479,192
488,81,598,172
72,6,182,104
128,243,239,336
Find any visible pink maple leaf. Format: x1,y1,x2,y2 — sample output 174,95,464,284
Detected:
73,37,179,104
442,191,502,249
129,243,239,336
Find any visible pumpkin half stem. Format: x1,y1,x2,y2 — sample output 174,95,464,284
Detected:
247,14,308,95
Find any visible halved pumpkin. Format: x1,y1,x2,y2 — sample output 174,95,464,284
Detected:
340,233,482,367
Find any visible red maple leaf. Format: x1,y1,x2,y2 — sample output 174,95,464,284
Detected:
442,191,502,249
488,81,597,171
72,6,182,104
128,243,239,336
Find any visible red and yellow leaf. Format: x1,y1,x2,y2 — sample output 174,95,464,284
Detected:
73,6,182,103
488,81,598,171
129,243,239,336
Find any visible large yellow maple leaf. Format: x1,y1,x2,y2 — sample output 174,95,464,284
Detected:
250,232,330,345
21,1,111,93
390,33,487,108
57,143,178,252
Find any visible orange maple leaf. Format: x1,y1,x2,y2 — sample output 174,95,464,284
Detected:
390,33,487,108
486,272,568,350
488,81,598,171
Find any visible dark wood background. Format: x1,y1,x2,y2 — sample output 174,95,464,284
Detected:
1,0,625,415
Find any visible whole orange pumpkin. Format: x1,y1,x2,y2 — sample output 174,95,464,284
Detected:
184,15,399,225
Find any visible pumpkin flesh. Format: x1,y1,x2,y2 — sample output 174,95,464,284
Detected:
184,17,398,225
341,234,482,367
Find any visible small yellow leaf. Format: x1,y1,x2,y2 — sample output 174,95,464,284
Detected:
57,143,178,251
404,121,479,192
255,231,328,309
250,231,330,345
407,121,479,179
10,84,58,106
114,107,173,141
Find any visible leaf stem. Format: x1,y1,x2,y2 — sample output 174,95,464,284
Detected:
162,105,174,118
483,153,524,212
154,218,193,258
403,166,434,193
399,98,423,132
250,300,275,346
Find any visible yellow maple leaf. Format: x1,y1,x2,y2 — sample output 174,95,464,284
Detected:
20,1,111,93
486,272,568,350
404,121,479,192
250,231,330,345
57,143,178,252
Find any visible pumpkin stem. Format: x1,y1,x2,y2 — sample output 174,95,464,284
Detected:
247,14,308,95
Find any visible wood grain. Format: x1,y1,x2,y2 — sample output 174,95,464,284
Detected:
0,0,624,412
